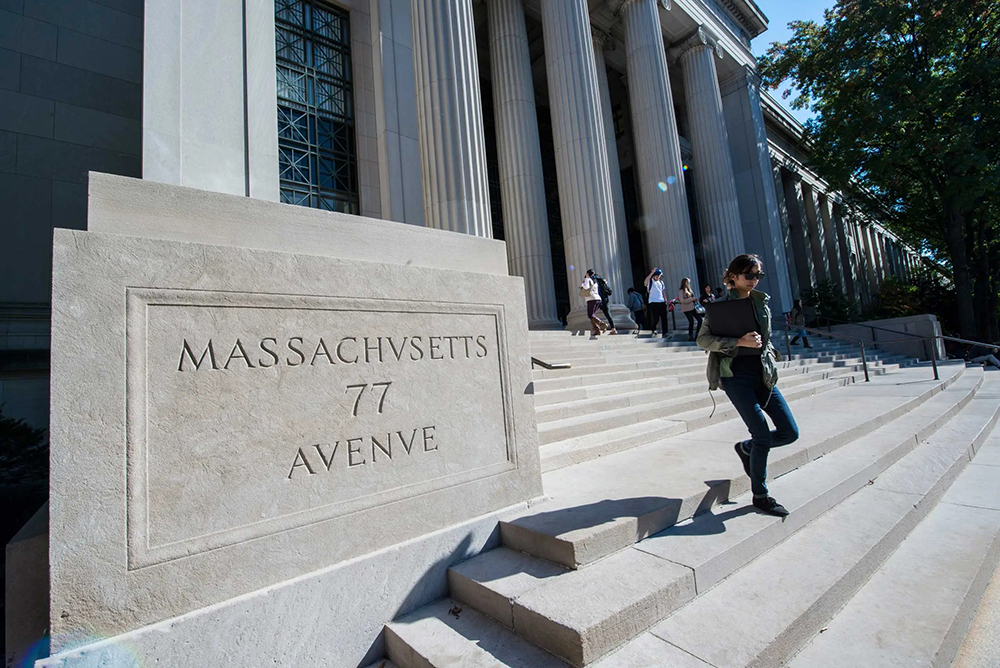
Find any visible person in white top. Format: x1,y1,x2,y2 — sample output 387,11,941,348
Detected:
677,277,703,342
644,268,668,337
581,269,607,336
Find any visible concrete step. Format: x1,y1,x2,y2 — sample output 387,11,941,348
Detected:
445,370,987,666
536,372,865,444
791,395,1000,668
539,419,688,473
531,375,681,408
630,374,1000,668
385,366,988,668
534,363,880,428
385,598,568,668
504,363,967,570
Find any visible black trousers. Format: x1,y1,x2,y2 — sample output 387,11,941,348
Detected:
684,310,704,340
631,308,645,330
648,302,668,335
600,299,615,329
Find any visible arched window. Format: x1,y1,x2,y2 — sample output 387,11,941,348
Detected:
275,0,359,213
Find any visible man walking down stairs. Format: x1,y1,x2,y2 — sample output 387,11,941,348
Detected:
379,331,1000,667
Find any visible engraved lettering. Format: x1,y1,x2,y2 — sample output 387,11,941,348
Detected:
397,428,418,454
476,335,488,358
386,336,409,361
409,336,424,360
312,442,340,471
336,337,359,364
372,381,391,413
429,336,443,360
310,338,335,366
178,339,219,371
423,425,437,451
288,448,316,478
224,339,255,370
461,335,473,358
258,337,280,367
286,337,306,366
347,438,365,467
446,336,458,358
346,384,366,417
364,336,383,363
372,434,391,461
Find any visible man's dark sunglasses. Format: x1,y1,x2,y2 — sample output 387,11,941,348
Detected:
743,272,764,280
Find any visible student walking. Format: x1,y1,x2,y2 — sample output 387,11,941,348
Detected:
677,277,703,342
626,287,645,331
789,299,811,348
696,254,799,517
644,268,668,337
581,269,607,336
700,284,716,308
594,272,617,334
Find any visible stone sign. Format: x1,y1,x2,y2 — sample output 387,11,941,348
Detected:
47,176,541,648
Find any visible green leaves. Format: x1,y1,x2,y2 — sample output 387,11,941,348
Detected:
760,0,1000,338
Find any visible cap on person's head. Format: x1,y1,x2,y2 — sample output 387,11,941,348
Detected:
653,268,662,276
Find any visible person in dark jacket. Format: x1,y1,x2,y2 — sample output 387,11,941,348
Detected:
788,299,811,348
626,287,645,330
697,254,799,517
593,272,617,335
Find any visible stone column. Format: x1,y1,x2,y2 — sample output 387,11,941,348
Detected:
593,28,634,290
487,0,561,329
616,0,698,295
720,65,793,314
832,202,857,301
862,224,881,289
541,0,634,332
818,194,844,292
773,162,800,299
801,183,830,283
781,170,816,294
673,27,745,285
411,0,492,236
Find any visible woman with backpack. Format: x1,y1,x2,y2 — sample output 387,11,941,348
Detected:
696,254,799,517
594,272,617,335
677,277,703,342
581,269,608,336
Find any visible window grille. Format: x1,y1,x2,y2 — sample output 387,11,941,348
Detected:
275,0,359,213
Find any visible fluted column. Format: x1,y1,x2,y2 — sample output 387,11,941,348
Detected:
592,29,634,290
817,194,844,291
832,202,857,301
411,0,492,236
673,27,745,284
617,0,697,295
487,0,561,329
541,0,635,332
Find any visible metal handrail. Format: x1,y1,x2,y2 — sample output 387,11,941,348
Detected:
531,357,571,370
785,324,872,382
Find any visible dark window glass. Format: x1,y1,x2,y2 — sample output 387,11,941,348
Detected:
275,0,359,214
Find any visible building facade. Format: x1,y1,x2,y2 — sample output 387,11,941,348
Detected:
0,0,923,428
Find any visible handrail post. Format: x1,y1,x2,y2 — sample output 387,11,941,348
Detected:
859,342,870,382
930,336,939,381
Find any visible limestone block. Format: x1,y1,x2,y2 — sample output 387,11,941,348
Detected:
48,181,541,646
86,172,505,276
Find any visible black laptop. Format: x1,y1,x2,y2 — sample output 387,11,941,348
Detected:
703,299,760,356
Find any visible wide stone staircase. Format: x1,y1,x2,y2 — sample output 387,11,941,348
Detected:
375,330,1000,668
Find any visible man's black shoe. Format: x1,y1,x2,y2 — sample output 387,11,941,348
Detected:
734,442,751,477
753,496,789,517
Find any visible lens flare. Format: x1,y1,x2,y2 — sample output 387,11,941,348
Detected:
568,265,575,272
657,182,667,191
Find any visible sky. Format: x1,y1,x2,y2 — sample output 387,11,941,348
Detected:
750,0,837,125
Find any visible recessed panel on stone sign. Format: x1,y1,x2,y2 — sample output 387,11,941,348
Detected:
127,289,515,568
49,222,541,641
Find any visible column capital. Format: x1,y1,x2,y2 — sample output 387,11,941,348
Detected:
591,27,615,51
611,0,670,17
669,26,723,62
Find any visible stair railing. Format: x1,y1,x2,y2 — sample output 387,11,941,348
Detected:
531,357,571,370
787,324,872,382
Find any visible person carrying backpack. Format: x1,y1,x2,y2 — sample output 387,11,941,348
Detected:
593,272,617,335
626,287,645,331
581,269,608,336
644,268,668,336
